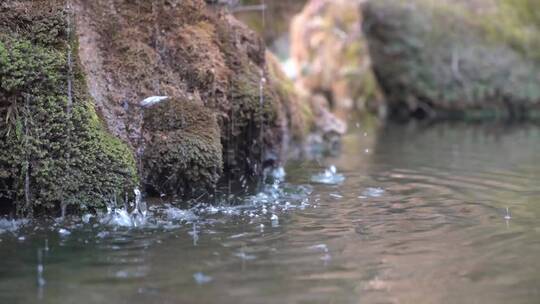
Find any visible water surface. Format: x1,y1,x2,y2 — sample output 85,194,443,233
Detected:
2,122,540,304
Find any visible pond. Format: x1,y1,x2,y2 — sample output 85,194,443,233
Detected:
2,122,540,304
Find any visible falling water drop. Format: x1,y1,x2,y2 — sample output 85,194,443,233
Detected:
193,272,213,285
271,214,279,227
504,207,512,220
37,248,45,288
191,223,199,246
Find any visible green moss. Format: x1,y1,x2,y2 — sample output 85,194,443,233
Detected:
0,2,137,216
482,0,540,61
363,0,540,119
142,99,222,197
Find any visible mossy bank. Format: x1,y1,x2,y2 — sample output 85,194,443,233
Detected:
0,1,137,216
0,0,315,216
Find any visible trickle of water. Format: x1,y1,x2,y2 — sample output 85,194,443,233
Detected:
60,203,67,219
23,95,31,213
36,248,45,287
65,1,73,114
504,207,512,220
258,70,267,177
190,223,199,246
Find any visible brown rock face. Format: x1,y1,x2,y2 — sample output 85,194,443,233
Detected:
72,0,298,197
290,0,381,114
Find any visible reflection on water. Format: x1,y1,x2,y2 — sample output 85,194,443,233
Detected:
2,122,540,304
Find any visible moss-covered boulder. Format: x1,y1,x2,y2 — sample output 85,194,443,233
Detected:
0,0,137,216
362,0,540,120
142,96,222,197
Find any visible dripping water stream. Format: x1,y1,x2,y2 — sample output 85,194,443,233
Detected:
257,0,267,191
61,1,74,218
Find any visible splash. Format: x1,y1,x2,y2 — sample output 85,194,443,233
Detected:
193,272,213,285
504,207,512,220
0,218,30,234
361,187,385,198
9,168,313,237
311,165,345,185
100,188,148,228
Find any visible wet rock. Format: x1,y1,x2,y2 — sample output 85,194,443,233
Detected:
362,0,540,120
74,0,300,194
0,0,320,214
266,51,347,158
142,96,222,197
290,0,381,113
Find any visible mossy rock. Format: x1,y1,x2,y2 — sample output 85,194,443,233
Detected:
142,98,222,197
362,0,540,120
0,1,137,216
74,0,304,196
1,0,315,214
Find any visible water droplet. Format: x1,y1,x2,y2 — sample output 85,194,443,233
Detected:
308,244,329,253
193,272,213,285
58,228,71,237
504,207,512,220
362,187,384,198
234,251,257,261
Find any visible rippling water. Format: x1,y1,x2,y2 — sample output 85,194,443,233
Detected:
2,122,540,304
